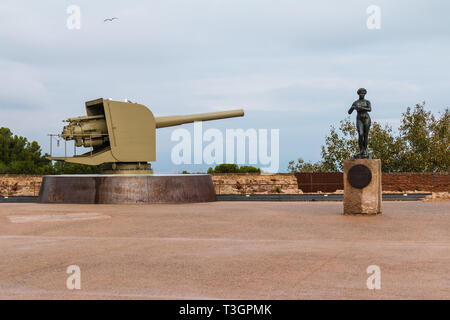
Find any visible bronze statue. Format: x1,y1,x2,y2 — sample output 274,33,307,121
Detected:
348,88,371,158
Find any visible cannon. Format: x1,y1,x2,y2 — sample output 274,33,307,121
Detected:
49,98,244,173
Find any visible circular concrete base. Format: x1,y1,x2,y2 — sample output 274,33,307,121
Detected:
38,174,216,204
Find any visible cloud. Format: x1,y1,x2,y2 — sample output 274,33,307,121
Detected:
0,60,48,109
0,0,449,172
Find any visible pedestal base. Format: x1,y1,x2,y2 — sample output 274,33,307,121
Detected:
343,159,382,215
38,174,216,204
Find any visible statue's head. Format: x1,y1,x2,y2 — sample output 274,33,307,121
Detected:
357,88,367,99
356,88,367,99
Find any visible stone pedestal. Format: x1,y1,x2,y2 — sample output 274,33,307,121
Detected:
38,174,216,204
343,159,382,215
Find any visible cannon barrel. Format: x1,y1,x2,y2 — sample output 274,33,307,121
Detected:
155,109,244,128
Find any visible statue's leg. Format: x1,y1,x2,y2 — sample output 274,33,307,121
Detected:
357,119,364,155
363,118,371,155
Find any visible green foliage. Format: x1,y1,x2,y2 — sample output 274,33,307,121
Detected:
181,170,206,174
207,164,261,173
319,118,358,172
288,158,327,173
368,122,405,172
319,118,406,172
289,103,449,173
0,127,102,174
238,165,261,173
398,104,449,172
0,127,52,174
51,162,103,174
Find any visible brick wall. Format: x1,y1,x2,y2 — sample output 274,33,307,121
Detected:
382,173,450,192
294,173,343,193
295,172,449,192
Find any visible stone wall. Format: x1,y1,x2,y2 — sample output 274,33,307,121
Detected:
0,175,42,196
0,174,300,196
1,172,449,196
211,173,300,194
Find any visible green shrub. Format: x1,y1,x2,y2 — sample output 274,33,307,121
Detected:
207,164,261,173
238,165,261,173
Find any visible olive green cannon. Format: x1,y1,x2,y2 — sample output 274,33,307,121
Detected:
49,98,244,173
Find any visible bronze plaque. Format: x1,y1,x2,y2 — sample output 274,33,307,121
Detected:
347,164,372,189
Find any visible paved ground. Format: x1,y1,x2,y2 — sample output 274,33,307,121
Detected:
0,201,448,299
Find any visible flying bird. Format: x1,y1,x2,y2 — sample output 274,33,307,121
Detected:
104,17,119,22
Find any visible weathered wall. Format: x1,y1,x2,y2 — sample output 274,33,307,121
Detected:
0,174,300,196
211,173,300,194
0,175,42,196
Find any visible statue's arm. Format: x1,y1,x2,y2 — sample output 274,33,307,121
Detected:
348,102,356,114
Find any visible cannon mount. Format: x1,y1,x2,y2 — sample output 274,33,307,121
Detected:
48,98,244,174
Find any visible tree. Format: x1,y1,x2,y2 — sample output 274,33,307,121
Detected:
366,122,405,172
319,118,358,172
398,104,449,172
287,158,327,173
0,127,102,174
288,103,449,173
318,118,406,172
428,108,449,171
0,127,53,174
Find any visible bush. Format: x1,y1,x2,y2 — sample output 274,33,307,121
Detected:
52,162,102,174
238,165,261,173
207,164,261,173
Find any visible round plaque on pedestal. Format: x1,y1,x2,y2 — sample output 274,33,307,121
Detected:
347,164,372,189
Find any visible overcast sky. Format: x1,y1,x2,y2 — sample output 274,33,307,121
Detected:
1,0,449,172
